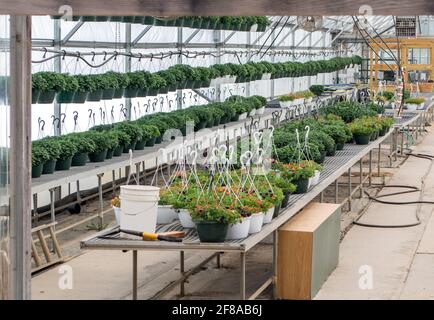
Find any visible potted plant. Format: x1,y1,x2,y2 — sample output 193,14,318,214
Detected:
66,133,96,166
125,71,146,98
71,75,91,103
111,130,130,156
283,162,315,194
348,119,375,145
105,131,120,159
114,122,143,152
278,95,295,108
31,73,45,104
33,72,67,104
85,131,112,162
56,74,79,104
157,189,178,224
309,85,325,97
378,117,395,136
55,137,78,171
86,74,105,102
36,138,61,174
100,72,120,100
405,97,425,111
31,143,50,178
111,196,121,226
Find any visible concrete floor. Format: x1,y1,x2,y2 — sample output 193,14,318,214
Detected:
316,127,434,300
32,128,434,300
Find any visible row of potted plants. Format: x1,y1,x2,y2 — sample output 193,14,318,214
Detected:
348,116,395,145
51,16,271,32
278,90,316,107
31,95,268,178
31,56,362,104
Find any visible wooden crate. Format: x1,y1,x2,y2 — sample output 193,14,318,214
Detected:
277,202,341,300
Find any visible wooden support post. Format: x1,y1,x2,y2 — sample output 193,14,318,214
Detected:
180,251,185,297
348,168,352,211
97,173,104,227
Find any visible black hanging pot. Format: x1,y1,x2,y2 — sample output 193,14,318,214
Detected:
102,88,115,100
37,90,57,104
42,160,57,174
72,91,88,103
281,192,291,208
32,89,40,104
89,150,108,162
133,16,145,24
123,141,137,153
196,221,228,243
319,150,327,164
145,137,156,147
87,90,103,102
326,145,337,157
113,145,124,157
95,16,109,22
143,16,155,25
32,164,43,179
113,88,125,99
106,149,114,160
109,16,123,22
135,139,146,150
122,16,135,23
81,16,96,22
137,87,149,98
71,152,88,166
354,134,371,145
230,114,240,122
294,178,309,194
124,88,138,98
336,142,345,151
55,157,73,171
56,91,76,104
155,135,163,144
213,117,221,126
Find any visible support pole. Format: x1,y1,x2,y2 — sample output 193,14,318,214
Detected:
369,150,373,186
180,251,185,297
348,167,352,211
132,250,137,300
359,159,363,198
240,252,246,300
97,173,104,227
334,179,339,204
10,15,32,300
272,230,278,299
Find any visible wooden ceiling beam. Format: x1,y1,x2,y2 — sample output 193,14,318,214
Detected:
0,0,433,16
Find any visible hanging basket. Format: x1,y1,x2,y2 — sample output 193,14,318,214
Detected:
196,221,228,242
113,88,125,99
122,16,135,23
135,139,146,150
37,90,57,104
109,16,123,22
113,145,124,157
136,88,149,98
143,16,155,25
123,141,137,153
71,152,88,166
124,88,138,98
95,16,109,22
155,135,163,144
145,137,156,147
106,149,114,160
72,91,88,103
32,89,40,104
56,91,76,104
55,157,73,171
101,88,115,100
89,150,108,162
42,160,57,174
32,164,43,179
133,16,145,24
87,90,103,102
80,16,96,22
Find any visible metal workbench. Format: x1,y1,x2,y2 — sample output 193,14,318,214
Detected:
81,129,394,300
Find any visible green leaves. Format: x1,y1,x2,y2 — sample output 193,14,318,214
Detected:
65,132,97,153
31,143,50,166
114,122,143,142
309,85,325,96
32,72,67,92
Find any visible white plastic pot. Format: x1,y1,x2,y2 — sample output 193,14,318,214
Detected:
256,106,265,115
248,109,256,117
293,98,304,105
407,104,418,111
280,101,293,108
417,103,425,110
120,185,159,233
306,97,313,104
263,207,275,224
157,205,178,224
311,170,321,186
238,112,248,120
113,206,121,225
226,216,251,240
178,209,195,228
248,212,264,234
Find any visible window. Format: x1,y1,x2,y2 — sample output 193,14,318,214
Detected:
408,48,430,65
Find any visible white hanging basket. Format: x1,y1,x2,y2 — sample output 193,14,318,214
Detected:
226,216,251,240
248,109,256,117
256,106,266,115
248,212,264,234
263,207,275,224
178,209,196,228
157,205,178,224
238,112,248,120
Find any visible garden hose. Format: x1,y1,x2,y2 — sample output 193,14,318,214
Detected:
353,153,434,228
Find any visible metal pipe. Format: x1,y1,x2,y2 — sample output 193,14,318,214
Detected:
240,252,246,300
132,250,138,300
180,251,185,297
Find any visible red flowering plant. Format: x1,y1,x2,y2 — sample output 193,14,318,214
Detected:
237,193,267,215
189,195,241,224
281,162,315,181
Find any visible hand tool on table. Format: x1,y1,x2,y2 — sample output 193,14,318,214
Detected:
121,229,185,242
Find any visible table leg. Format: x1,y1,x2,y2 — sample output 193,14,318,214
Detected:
348,167,352,211
216,252,221,269
369,150,372,186
272,231,278,299
133,250,138,300
359,159,363,198
180,251,185,297
240,252,246,300
334,179,339,204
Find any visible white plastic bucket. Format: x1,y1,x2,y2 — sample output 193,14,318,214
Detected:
263,207,275,224
238,112,248,120
178,209,195,228
157,205,177,224
256,106,265,115
248,109,256,117
113,206,121,225
226,216,251,240
120,185,160,233
249,212,264,234
311,170,321,186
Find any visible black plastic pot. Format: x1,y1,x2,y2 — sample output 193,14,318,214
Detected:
37,91,57,104
354,134,371,145
109,16,123,22
55,157,72,171
145,137,156,147
89,150,108,163
113,145,124,157
72,91,88,103
155,135,163,144
213,117,221,126
231,114,240,122
154,18,167,26
80,16,96,22
294,178,309,194
106,149,114,160
370,131,379,141
133,16,145,24
102,89,115,100
124,88,138,98
123,141,137,153
113,88,125,99
327,145,337,157
42,160,57,174
194,121,206,132
56,91,75,104
281,192,291,208
336,142,345,151
71,152,88,166
32,164,43,179
135,139,146,150
206,119,214,128
122,16,135,23
32,89,40,104
143,16,155,25
95,16,109,22
379,127,388,137
319,150,327,164
183,18,195,28
137,88,149,97
87,90,103,102
196,221,228,243
272,202,282,219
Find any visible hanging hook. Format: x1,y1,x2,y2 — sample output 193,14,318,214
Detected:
60,113,66,123
91,51,96,62
103,51,107,61
88,109,93,118
39,119,46,132
43,47,47,58
62,50,66,60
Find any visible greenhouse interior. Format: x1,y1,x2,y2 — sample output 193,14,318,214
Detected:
2,4,434,303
